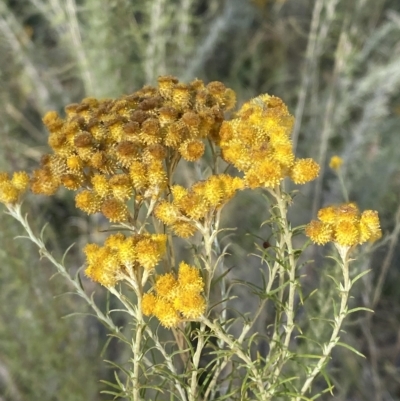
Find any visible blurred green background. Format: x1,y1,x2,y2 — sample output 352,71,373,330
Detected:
1,0,400,399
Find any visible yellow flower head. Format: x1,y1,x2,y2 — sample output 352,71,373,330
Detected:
11,171,30,191
179,139,205,162
75,190,102,214
129,161,148,190
135,234,167,270
336,203,359,223
91,174,111,198
329,155,343,171
154,299,181,328
171,221,197,238
359,210,382,242
61,173,84,190
30,168,60,196
0,181,19,204
109,174,133,201
154,200,180,225
142,293,157,316
115,141,140,167
305,221,333,245
178,262,204,293
245,159,283,189
289,158,320,184
105,233,126,251
173,291,206,319
117,236,138,266
155,273,178,299
84,245,121,287
317,206,337,225
101,198,129,222
334,221,360,247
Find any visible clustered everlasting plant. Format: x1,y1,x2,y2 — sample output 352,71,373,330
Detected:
0,76,381,400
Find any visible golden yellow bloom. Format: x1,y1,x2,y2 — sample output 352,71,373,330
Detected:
142,144,167,164
336,203,359,223
104,233,126,250
334,221,360,246
178,191,209,220
115,141,140,167
154,299,181,328
30,168,60,196
0,172,9,184
84,245,121,287
157,75,178,100
178,262,204,293
317,206,337,225
154,200,180,225
117,236,138,266
135,234,166,270
164,121,185,148
129,161,148,190
142,261,205,327
158,106,178,126
142,293,157,316
173,290,205,319
91,174,111,198
307,203,381,248
11,171,30,191
66,155,83,171
179,139,205,161
109,174,133,201
171,221,197,238
270,141,295,168
305,221,333,245
329,155,343,171
245,159,283,189
289,158,320,184
147,160,167,188
171,185,188,206
172,83,191,110
155,273,178,299
101,198,129,222
61,173,84,190
140,118,161,145
359,210,382,242
83,243,100,265
75,190,102,214
0,181,19,204
42,110,63,133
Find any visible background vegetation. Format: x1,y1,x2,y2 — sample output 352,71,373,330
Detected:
1,0,400,400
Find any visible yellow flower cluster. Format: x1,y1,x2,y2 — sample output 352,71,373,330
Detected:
84,232,167,287
155,174,244,237
305,203,382,247
28,76,235,222
0,171,30,205
329,155,343,171
142,262,205,328
219,94,320,188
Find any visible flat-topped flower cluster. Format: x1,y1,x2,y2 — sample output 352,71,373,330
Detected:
0,76,381,329
305,203,381,247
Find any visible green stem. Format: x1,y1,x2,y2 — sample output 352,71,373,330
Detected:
265,186,298,396
6,204,118,333
201,317,267,400
296,246,351,400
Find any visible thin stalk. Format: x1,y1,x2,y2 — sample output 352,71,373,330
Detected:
107,287,143,401
188,215,218,401
201,317,267,400
6,203,118,332
297,245,352,399
264,186,298,396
